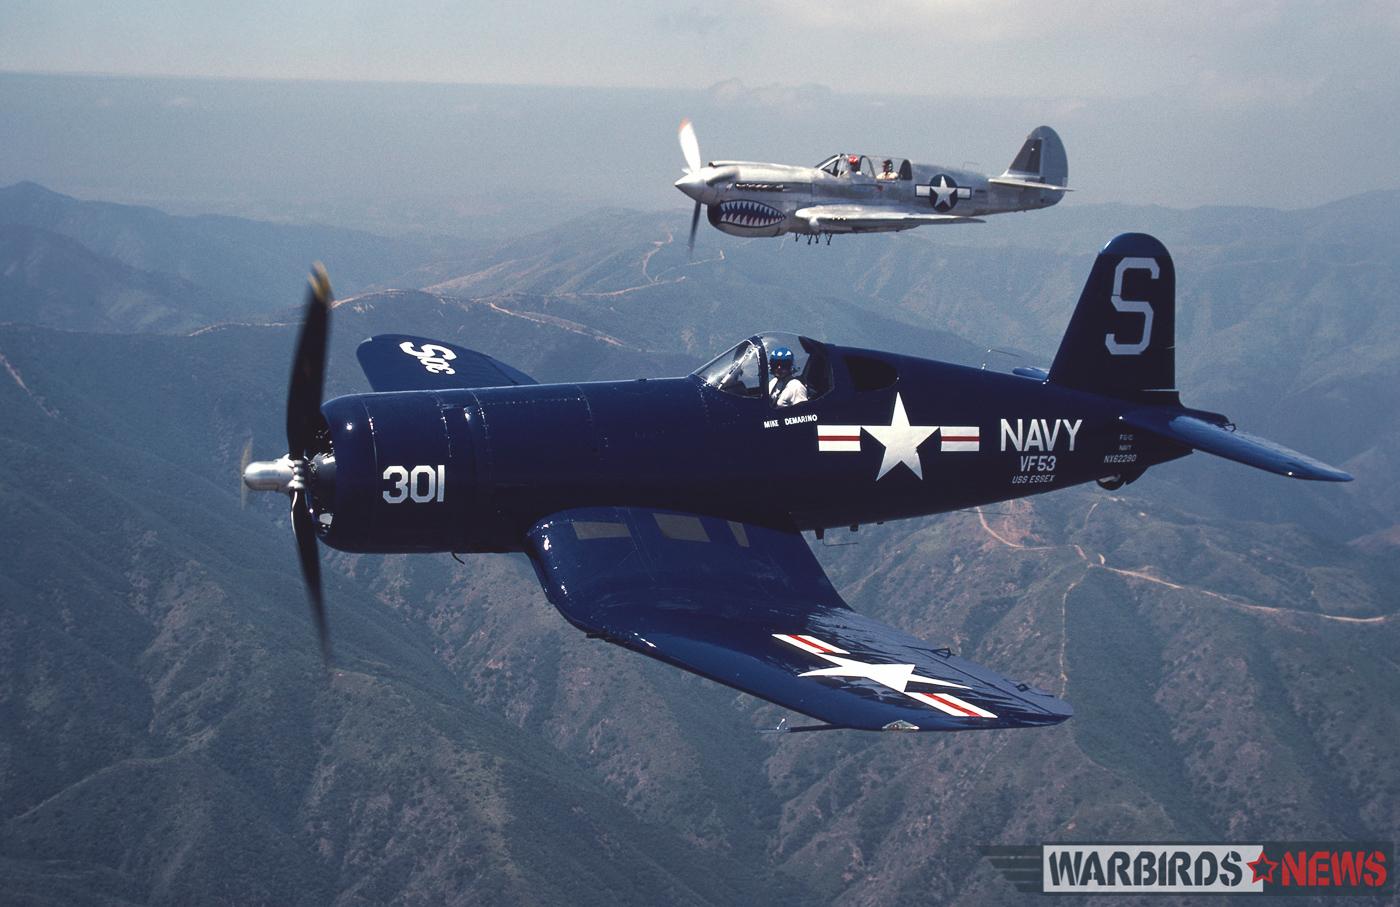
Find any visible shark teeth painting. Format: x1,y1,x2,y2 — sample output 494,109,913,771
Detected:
716,200,785,229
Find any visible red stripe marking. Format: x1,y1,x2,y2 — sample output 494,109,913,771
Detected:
927,693,980,717
942,435,978,442
798,635,838,653
820,435,861,442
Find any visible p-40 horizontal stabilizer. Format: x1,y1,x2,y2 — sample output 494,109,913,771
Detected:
1123,408,1353,482
988,177,1073,192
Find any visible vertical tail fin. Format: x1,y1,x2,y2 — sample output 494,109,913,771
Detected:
1047,233,1177,404
1003,126,1068,188
1050,233,1353,483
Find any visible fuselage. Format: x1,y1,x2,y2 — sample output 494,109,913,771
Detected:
311,341,1186,555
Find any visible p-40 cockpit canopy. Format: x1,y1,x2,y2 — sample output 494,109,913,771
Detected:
694,332,833,406
814,154,912,181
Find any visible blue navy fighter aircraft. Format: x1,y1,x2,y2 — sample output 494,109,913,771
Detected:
243,234,1351,733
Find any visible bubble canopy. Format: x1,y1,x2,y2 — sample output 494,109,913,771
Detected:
693,332,832,404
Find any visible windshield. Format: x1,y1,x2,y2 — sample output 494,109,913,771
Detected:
694,340,764,398
695,333,833,406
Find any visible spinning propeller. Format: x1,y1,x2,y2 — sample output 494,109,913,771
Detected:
674,119,735,256
242,265,336,662
678,118,703,255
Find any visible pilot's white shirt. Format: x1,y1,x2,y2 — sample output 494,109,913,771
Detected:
769,376,809,407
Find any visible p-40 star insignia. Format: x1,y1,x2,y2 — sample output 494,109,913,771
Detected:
930,175,957,209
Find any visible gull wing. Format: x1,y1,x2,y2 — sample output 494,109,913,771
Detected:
525,507,1070,732
795,205,983,233
356,334,538,392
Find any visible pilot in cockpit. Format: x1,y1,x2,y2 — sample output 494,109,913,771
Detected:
845,154,861,176
768,347,809,407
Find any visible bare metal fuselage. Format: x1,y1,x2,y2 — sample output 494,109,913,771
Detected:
674,126,1069,239
678,161,1062,237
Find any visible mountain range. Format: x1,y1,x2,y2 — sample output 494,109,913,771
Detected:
0,183,1395,904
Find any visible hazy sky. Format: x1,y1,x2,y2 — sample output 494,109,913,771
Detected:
2,1,1398,225
4,1,1396,98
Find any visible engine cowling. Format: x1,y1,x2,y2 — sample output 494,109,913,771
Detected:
315,392,481,553
708,199,789,237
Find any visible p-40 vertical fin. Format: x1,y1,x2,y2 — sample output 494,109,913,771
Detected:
990,125,1070,191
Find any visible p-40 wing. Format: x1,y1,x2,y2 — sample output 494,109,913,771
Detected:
357,334,538,392
795,205,983,234
526,507,1070,732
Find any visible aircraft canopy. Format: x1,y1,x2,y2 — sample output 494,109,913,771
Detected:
694,332,833,405
814,154,912,180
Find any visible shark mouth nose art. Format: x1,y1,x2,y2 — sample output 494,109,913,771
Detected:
716,200,785,229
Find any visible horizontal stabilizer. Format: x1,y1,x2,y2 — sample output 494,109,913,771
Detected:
356,334,538,392
527,507,1070,731
988,177,1073,192
1123,408,1353,482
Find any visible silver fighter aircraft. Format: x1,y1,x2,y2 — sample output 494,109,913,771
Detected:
674,120,1070,250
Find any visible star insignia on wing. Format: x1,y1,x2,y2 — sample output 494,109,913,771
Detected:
799,656,966,692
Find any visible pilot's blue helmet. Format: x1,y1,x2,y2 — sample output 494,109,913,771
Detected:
770,346,794,373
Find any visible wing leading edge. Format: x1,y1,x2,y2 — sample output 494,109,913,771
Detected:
525,507,1070,732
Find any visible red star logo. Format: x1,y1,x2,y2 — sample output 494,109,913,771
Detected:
1247,850,1277,884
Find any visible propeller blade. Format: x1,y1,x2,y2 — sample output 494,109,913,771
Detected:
239,437,254,509
286,264,332,458
678,118,701,174
688,201,701,256
292,489,330,663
